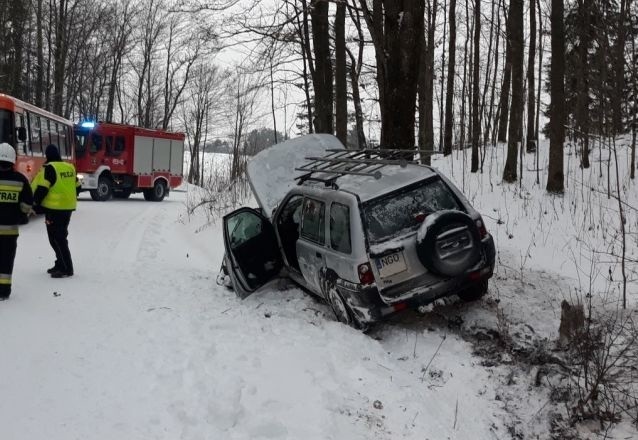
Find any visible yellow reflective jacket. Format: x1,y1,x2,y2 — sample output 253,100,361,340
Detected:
33,162,78,211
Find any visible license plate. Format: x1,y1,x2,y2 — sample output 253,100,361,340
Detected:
375,252,407,278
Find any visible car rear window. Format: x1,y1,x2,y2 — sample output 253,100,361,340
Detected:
362,177,462,243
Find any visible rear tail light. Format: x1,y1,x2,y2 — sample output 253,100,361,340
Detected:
476,218,488,239
358,262,375,285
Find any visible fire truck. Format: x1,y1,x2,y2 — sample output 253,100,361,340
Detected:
74,122,185,201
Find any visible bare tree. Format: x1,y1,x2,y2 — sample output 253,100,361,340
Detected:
418,0,438,164
160,12,205,130
547,0,565,192
496,0,511,143
228,70,260,181
471,0,480,172
182,64,224,186
359,0,424,149
526,0,536,153
334,1,347,145
105,0,137,122
310,0,333,133
134,0,166,128
346,2,367,149
443,0,457,155
502,0,524,183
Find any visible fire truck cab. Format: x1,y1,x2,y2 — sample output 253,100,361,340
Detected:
74,122,185,201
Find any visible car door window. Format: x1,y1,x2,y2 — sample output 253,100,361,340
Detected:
227,211,263,249
301,198,325,244
330,203,351,254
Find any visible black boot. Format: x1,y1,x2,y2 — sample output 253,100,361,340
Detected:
50,270,73,278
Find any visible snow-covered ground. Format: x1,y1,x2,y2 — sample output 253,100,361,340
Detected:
0,138,636,439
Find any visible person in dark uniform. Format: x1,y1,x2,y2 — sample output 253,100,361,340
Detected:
32,144,79,278
0,143,33,300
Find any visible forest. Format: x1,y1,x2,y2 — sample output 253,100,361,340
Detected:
0,0,636,189
0,0,638,186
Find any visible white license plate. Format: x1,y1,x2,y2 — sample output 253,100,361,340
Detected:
375,252,407,278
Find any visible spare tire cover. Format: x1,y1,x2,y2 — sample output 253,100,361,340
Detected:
416,210,481,277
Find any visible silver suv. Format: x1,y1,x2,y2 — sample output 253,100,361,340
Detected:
220,134,496,329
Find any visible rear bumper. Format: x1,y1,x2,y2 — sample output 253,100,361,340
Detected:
338,235,496,324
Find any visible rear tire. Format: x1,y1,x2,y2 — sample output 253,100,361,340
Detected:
144,180,167,202
324,283,369,332
89,176,113,201
457,279,489,302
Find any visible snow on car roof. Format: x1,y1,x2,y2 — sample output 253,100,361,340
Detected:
330,163,437,203
246,134,344,218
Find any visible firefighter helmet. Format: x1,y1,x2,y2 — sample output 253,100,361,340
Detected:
0,143,16,164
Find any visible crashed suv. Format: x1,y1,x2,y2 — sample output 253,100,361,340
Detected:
220,134,496,329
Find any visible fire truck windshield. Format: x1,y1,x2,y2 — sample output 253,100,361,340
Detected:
0,109,14,145
74,128,88,154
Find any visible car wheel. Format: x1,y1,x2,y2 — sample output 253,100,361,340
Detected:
327,286,353,326
89,176,113,201
458,279,489,302
325,285,369,331
416,211,481,277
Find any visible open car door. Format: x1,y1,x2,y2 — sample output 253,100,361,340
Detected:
222,207,283,299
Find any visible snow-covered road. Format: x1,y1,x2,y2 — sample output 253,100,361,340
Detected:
0,189,517,440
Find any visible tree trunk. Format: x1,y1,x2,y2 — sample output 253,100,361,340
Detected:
611,0,629,135
296,3,314,134
419,0,437,164
443,0,457,155
485,0,501,147
577,0,591,168
459,2,470,152
335,3,347,146
536,2,544,184
547,0,565,192
631,38,636,179
297,0,314,133
35,0,44,107
380,0,424,149
52,0,68,115
526,0,536,153
347,4,367,149
503,0,524,182
471,0,480,172
310,0,333,134
497,0,511,143
457,9,472,149
439,0,447,150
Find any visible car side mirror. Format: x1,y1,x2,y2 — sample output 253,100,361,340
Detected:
17,127,27,142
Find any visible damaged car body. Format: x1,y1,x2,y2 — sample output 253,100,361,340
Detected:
220,134,496,330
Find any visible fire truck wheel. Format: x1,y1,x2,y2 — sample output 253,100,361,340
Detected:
144,180,167,202
90,176,113,201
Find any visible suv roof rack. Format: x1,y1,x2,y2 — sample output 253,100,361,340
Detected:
295,148,436,184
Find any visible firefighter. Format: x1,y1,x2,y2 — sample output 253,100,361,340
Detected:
0,142,33,300
32,144,79,278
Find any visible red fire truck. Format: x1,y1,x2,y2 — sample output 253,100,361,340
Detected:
74,122,185,201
